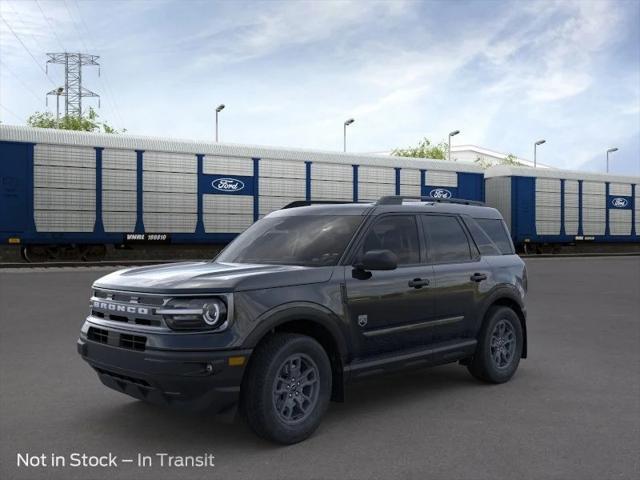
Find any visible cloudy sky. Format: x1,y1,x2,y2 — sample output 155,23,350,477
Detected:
1,0,639,174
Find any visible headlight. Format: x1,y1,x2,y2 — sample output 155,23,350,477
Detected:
157,297,228,331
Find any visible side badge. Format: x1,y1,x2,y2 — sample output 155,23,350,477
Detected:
357,315,368,327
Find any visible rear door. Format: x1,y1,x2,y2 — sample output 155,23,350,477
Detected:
344,214,436,357
0,142,29,233
421,214,491,342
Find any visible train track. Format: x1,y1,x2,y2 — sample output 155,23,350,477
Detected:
521,252,640,258
1,252,639,269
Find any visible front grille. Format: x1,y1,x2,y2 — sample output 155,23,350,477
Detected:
119,333,146,351
90,288,166,329
87,327,108,344
86,326,147,352
90,309,162,327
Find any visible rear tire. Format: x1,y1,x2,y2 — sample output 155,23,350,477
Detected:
468,306,523,383
241,333,332,444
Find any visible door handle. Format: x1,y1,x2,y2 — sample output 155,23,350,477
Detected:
470,273,487,282
408,278,430,289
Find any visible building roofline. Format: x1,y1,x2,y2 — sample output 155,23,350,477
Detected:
451,144,553,168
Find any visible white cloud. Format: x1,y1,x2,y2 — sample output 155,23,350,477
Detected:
482,0,621,104
1,0,637,174
186,0,411,69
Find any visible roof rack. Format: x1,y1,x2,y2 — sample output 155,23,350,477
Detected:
376,195,485,206
281,200,357,209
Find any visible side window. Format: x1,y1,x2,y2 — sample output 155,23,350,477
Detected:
360,215,420,265
422,215,472,263
475,218,515,255
464,217,502,256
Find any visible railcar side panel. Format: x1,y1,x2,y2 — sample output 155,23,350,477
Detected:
484,167,639,248
0,126,488,252
0,141,31,235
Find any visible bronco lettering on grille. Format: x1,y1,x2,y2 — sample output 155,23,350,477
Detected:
92,301,149,315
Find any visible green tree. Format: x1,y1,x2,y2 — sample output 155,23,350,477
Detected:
392,137,449,160
27,107,125,133
474,152,524,169
474,156,492,169
503,153,522,166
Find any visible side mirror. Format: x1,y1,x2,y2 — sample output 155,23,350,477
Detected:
356,249,398,271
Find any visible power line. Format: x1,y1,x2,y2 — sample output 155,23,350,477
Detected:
3,0,61,86
0,14,56,86
35,0,67,52
4,0,51,54
0,103,24,122
96,67,125,126
62,0,89,52
70,0,125,126
0,59,44,104
71,0,122,121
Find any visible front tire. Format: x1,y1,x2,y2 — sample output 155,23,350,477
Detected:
241,333,332,444
468,306,523,383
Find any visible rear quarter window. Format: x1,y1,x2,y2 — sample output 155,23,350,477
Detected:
466,217,515,255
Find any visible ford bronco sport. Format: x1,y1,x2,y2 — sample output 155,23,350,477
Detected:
78,196,527,444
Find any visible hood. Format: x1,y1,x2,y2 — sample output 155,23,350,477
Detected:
93,261,334,294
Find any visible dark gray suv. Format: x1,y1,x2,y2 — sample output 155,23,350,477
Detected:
78,196,527,444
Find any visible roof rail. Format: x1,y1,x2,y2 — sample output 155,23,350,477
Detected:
376,195,485,206
281,200,356,209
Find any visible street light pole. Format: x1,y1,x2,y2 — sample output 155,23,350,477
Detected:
215,104,225,142
606,147,618,173
448,130,460,162
46,86,65,125
55,87,63,122
534,139,546,168
343,118,354,152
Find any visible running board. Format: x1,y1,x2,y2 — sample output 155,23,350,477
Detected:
344,339,477,381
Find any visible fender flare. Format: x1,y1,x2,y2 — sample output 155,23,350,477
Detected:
243,302,350,363
478,285,528,358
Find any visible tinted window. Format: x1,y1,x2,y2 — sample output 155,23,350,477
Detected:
476,218,514,255
216,215,362,267
464,218,502,256
422,215,472,263
360,215,420,265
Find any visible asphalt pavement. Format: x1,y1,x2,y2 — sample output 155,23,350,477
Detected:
1,257,638,480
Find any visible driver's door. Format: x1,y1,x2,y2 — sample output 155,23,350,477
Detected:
343,214,436,358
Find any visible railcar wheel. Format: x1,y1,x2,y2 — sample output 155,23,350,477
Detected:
79,244,107,261
23,245,56,262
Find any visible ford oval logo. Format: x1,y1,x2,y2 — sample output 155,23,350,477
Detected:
611,197,629,208
212,178,245,192
429,188,452,199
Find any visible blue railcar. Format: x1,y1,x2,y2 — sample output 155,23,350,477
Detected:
485,165,639,252
0,125,485,260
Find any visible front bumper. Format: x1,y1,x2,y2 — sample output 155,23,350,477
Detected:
77,335,251,413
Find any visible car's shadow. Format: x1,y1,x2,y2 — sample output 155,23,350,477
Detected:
87,364,487,450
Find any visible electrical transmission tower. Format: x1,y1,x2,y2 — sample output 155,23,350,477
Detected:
46,53,100,118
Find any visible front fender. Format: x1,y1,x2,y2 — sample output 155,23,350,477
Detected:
243,302,350,362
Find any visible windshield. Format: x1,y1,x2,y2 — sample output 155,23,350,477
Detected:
216,215,363,267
